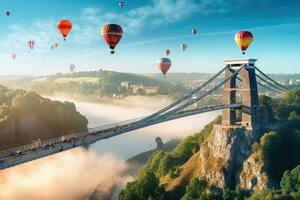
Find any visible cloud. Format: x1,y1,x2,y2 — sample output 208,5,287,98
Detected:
0,148,127,200
0,0,293,56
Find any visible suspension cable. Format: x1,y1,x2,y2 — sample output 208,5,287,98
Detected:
256,74,286,92
156,65,246,119
141,66,228,122
255,66,289,91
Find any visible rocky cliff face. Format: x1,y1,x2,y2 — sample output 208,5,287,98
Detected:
166,125,273,192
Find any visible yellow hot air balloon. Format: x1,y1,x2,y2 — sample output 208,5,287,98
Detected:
235,31,253,54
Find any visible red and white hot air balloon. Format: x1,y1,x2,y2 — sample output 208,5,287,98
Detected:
157,58,171,78
12,53,16,60
28,40,35,50
101,24,123,54
165,49,171,56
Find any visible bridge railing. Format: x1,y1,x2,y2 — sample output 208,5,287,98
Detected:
0,116,145,159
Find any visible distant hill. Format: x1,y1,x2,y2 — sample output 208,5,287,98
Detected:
0,85,88,150
0,70,187,100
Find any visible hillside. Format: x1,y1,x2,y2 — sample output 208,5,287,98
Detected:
0,85,88,150
119,88,300,200
0,70,187,100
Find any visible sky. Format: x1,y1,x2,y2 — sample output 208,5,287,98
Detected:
0,0,300,75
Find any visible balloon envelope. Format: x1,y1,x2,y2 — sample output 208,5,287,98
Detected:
181,44,187,51
101,24,123,54
57,19,72,40
165,49,171,56
6,11,10,16
69,64,75,73
12,53,16,60
235,31,253,53
192,29,197,35
157,58,171,76
28,40,35,50
119,1,125,8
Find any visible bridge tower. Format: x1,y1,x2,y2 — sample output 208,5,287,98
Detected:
222,59,259,130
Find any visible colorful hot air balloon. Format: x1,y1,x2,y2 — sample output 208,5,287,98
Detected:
181,44,187,51
235,31,253,54
57,19,72,41
165,49,171,56
69,64,75,73
101,24,123,54
12,53,16,60
28,40,35,50
192,28,197,35
119,1,125,8
157,58,171,78
6,11,10,16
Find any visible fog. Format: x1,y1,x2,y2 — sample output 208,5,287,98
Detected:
0,148,127,200
47,95,220,158
0,95,220,199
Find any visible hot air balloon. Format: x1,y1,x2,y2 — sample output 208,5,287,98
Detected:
157,58,171,78
119,1,125,8
101,24,123,54
165,49,171,56
28,40,35,50
12,53,16,60
57,19,72,41
6,11,10,16
181,44,187,51
69,64,75,73
51,45,54,50
235,31,253,54
54,42,58,48
192,28,197,35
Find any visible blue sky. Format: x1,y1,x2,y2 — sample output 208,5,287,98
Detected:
0,0,300,75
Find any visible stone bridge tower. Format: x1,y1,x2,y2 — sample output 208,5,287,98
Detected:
222,59,259,130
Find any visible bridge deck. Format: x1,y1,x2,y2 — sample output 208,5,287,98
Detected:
0,104,241,170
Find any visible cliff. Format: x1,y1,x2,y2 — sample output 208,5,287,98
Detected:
0,85,88,150
164,126,260,192
119,89,300,200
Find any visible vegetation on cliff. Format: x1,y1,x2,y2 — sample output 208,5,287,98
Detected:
119,88,300,200
0,85,88,150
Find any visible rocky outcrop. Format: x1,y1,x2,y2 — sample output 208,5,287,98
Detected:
196,126,258,190
239,146,273,190
165,125,274,192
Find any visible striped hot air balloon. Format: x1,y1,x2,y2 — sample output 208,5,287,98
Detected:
28,40,35,50
157,58,171,78
57,19,72,41
235,31,253,54
101,24,123,54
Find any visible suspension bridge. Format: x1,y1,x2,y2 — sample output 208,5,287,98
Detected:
0,58,289,170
